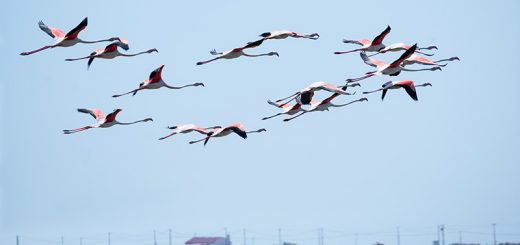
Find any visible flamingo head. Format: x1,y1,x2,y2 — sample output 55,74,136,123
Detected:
143,118,153,122
359,97,369,102
147,48,159,53
167,126,178,130
268,52,279,57
449,56,460,61
194,82,205,87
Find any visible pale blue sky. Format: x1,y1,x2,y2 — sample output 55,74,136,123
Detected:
1,1,519,245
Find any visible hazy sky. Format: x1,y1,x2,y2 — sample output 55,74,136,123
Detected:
1,1,519,245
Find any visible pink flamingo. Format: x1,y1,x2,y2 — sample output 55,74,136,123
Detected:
189,124,266,146
63,108,153,134
368,42,438,57
346,44,441,83
274,81,360,106
112,65,204,97
262,100,306,120
363,80,432,101
259,30,320,40
65,40,158,69
158,124,222,140
402,54,460,67
196,39,278,65
283,94,368,122
334,25,391,55
20,17,121,56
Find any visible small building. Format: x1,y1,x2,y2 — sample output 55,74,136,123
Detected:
185,235,231,245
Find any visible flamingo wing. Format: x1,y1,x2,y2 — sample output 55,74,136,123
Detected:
38,21,65,39
321,93,341,104
77,108,105,121
64,17,87,40
371,25,391,45
104,110,121,123
228,126,248,139
148,65,164,81
389,44,417,68
243,38,265,49
360,52,387,67
409,55,435,65
397,83,418,101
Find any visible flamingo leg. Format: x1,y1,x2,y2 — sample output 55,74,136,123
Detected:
283,111,308,122
20,45,54,56
275,92,300,103
262,113,283,120
112,88,141,98
189,136,209,144
196,57,221,65
63,126,92,134
65,55,96,61
334,48,362,55
158,132,177,140
346,73,375,83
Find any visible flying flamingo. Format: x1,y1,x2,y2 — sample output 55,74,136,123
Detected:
158,124,222,140
189,124,266,146
402,54,460,67
65,40,158,69
274,81,360,106
259,30,320,40
346,45,441,83
262,100,306,120
283,94,368,122
63,108,153,134
368,42,438,57
362,80,432,101
196,39,279,65
20,17,121,56
334,25,391,55
112,65,204,97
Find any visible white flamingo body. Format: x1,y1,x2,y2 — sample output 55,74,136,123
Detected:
20,17,121,56
283,95,369,122
334,26,391,55
65,40,158,69
189,123,266,146
196,39,278,65
63,108,153,134
346,45,441,83
259,30,320,40
274,81,359,106
362,80,432,101
158,124,221,140
112,65,204,97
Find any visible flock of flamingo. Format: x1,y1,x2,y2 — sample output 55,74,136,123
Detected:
20,18,458,146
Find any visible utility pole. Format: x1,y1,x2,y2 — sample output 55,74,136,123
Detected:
169,229,172,245
16,236,19,245
321,228,324,245
62,236,64,245
108,232,111,245
154,230,158,245
397,226,401,245
278,228,282,245
440,225,445,245
243,229,247,245
492,223,497,245
317,228,321,245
